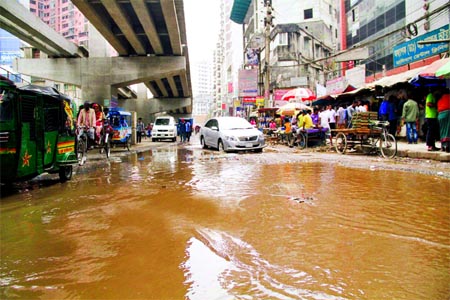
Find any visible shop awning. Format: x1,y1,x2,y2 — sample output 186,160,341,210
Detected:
230,0,251,24
366,67,426,88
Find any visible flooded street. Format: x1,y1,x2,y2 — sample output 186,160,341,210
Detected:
1,144,449,299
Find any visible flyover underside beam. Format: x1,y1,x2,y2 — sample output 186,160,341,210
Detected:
161,0,182,55
147,97,192,114
0,0,84,57
101,0,145,55
14,56,186,87
71,0,128,55
131,0,163,54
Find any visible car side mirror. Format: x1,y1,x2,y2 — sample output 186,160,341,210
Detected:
211,126,218,131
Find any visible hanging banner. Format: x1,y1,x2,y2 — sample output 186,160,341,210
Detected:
246,48,259,66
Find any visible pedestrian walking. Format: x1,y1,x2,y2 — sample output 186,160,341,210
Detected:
399,90,419,144
185,120,192,142
179,119,186,142
136,118,145,143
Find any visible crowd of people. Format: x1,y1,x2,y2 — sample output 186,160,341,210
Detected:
256,86,450,152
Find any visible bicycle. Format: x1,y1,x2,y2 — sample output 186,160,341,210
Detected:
362,120,397,158
76,125,92,165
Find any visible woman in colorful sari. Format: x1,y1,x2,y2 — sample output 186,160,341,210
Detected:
92,103,104,143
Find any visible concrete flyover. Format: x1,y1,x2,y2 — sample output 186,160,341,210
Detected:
3,0,192,115
71,0,193,115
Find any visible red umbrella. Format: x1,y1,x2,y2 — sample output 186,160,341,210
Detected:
281,87,316,101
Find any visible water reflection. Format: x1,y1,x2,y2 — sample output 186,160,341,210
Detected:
0,148,449,299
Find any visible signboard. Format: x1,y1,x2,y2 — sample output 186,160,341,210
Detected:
228,82,233,93
256,96,265,106
393,24,449,68
345,65,366,88
242,96,256,103
326,76,347,94
274,89,290,100
238,69,258,97
316,83,327,97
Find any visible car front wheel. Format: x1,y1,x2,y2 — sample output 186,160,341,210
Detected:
218,140,226,152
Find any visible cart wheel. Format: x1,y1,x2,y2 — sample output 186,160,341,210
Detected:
298,132,307,149
380,133,397,158
335,132,347,154
59,166,73,182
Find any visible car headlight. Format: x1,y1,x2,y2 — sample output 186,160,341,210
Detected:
225,135,238,141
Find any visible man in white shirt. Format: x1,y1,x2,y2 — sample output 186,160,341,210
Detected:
319,108,332,146
327,104,337,130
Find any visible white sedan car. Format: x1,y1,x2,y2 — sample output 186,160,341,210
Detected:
200,117,266,153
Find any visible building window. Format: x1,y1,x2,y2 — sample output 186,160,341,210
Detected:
278,32,288,45
304,8,313,20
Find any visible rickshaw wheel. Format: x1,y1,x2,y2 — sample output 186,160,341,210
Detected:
77,138,87,166
105,138,111,158
59,166,73,182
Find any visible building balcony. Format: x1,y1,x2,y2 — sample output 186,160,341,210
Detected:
272,45,298,63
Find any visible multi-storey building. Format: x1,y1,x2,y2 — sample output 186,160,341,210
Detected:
269,0,339,92
191,59,214,117
29,0,89,48
213,0,243,116
231,0,339,105
341,0,449,81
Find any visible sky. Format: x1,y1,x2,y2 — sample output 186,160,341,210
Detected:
184,0,220,62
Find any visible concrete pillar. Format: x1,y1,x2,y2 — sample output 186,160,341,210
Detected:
88,23,111,58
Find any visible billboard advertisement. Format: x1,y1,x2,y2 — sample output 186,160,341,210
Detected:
238,69,258,97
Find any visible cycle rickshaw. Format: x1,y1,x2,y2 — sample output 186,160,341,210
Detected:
331,111,397,158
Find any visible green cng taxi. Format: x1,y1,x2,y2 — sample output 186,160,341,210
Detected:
0,76,78,183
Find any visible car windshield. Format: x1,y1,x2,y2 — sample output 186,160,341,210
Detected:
155,118,170,125
219,118,253,130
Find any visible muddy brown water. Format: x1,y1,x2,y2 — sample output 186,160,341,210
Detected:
1,146,449,299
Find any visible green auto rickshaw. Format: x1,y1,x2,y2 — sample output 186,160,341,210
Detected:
0,76,78,183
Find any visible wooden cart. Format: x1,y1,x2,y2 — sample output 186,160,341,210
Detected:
331,112,397,158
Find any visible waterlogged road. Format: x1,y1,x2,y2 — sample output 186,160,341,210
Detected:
1,142,449,299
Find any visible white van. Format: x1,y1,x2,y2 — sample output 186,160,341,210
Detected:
152,116,177,142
